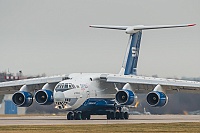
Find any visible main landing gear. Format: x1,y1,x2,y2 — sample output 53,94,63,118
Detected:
106,111,129,120
66,107,129,120
107,106,129,120
67,111,91,120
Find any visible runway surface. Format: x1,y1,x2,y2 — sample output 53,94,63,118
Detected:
0,115,199,125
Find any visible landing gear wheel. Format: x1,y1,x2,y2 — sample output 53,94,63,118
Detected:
124,112,129,119
81,112,86,120
107,112,111,120
110,112,115,120
120,112,124,119
74,112,81,120
86,113,91,120
116,112,120,119
67,112,74,120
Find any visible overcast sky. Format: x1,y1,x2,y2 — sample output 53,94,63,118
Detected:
0,0,199,78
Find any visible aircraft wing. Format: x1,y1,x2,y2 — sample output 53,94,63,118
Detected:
0,75,68,95
100,74,200,93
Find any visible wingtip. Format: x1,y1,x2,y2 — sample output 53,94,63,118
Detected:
188,24,196,27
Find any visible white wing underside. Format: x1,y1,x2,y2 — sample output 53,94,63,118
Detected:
0,74,200,95
0,75,68,95
101,74,200,93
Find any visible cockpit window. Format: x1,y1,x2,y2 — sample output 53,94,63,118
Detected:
55,83,76,92
72,84,76,88
64,84,68,89
61,83,64,89
68,84,72,88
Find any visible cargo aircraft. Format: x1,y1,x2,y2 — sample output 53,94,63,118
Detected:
0,24,199,120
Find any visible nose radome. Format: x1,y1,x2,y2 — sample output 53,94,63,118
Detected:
54,92,65,102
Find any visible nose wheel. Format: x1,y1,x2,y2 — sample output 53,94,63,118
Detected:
67,112,74,120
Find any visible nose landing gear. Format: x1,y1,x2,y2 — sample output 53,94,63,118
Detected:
67,112,74,120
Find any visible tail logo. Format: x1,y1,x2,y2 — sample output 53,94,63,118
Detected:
132,47,137,57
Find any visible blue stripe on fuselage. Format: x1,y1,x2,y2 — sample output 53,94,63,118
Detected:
76,98,115,112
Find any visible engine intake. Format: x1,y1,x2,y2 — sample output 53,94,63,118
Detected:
115,90,135,105
146,91,168,107
35,90,54,105
12,91,33,107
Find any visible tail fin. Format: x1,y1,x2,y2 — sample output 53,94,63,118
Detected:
120,31,142,75
90,24,196,75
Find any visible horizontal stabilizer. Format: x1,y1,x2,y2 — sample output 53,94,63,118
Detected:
90,24,196,34
134,24,196,30
89,25,128,30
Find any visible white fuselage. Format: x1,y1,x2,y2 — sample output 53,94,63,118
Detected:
53,73,117,111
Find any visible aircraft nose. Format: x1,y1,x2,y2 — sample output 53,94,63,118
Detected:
54,92,65,102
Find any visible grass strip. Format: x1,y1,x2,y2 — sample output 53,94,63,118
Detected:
0,122,199,133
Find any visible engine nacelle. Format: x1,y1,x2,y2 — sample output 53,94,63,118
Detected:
12,91,33,107
115,89,135,105
35,90,54,105
146,91,168,107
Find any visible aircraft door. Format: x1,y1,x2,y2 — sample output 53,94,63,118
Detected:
86,91,90,98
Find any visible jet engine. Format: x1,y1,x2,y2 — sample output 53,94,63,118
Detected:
35,90,54,105
146,91,168,107
115,89,135,105
12,91,33,107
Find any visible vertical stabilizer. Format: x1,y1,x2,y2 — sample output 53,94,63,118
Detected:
119,31,142,75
